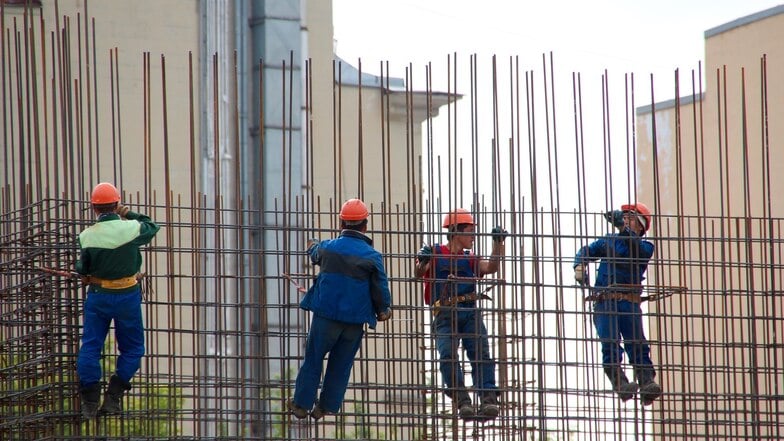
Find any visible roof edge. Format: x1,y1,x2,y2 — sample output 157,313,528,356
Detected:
636,92,704,115
705,4,784,38
334,56,405,89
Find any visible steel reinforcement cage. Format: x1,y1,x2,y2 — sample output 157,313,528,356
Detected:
2,5,783,441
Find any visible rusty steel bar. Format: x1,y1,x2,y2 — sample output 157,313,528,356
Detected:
2,7,784,441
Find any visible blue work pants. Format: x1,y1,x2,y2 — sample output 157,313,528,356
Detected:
293,315,364,413
77,288,145,387
592,299,654,374
433,307,497,398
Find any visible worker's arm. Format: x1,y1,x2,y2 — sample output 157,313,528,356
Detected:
478,226,507,276
613,232,655,282
122,209,161,247
414,244,432,278
613,229,654,260
574,238,606,267
415,260,430,278
573,238,608,286
307,238,321,265
75,247,90,276
370,255,393,322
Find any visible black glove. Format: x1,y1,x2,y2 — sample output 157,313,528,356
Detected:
417,245,433,264
377,307,392,322
491,226,509,243
603,210,625,229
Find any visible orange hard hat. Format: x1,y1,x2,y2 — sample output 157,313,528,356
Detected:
91,182,120,205
621,202,652,232
340,198,369,221
442,208,475,228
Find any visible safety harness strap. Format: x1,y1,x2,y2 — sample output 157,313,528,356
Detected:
88,274,139,290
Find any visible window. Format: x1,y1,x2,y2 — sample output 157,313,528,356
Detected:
1,0,43,6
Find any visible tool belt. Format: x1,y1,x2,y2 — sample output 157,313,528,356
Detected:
586,292,642,303
432,292,487,317
88,274,140,290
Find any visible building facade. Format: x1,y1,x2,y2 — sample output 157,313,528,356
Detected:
1,0,453,438
636,5,784,439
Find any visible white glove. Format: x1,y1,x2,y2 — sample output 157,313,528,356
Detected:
574,265,588,285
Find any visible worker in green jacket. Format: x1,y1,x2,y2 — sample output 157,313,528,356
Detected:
75,182,160,419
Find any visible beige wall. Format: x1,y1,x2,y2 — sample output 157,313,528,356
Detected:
639,10,784,217
704,11,784,217
2,2,203,436
3,0,450,436
2,0,201,198
636,7,784,439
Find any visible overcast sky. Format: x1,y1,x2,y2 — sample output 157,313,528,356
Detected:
332,5,783,431
332,5,780,434
332,1,782,213
333,0,782,101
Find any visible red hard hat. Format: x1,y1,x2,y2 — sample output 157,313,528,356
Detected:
621,202,652,232
442,208,475,228
91,182,120,205
340,198,369,221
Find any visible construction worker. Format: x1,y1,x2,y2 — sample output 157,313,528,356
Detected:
288,198,393,420
573,202,662,405
75,182,160,419
415,209,507,420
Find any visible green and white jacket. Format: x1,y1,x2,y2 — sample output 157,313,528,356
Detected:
76,211,160,293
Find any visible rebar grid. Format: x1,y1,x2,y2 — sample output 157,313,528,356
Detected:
2,4,783,441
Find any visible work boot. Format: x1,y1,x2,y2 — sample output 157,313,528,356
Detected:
635,367,662,405
604,366,638,402
639,381,663,405
477,392,500,420
79,383,101,419
454,391,475,418
99,374,131,415
310,400,332,420
287,399,309,419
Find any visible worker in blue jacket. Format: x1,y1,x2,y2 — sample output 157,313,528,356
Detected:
76,183,160,419
573,202,662,405
288,198,393,420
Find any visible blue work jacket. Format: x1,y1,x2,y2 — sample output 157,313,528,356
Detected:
574,229,654,289
300,229,392,329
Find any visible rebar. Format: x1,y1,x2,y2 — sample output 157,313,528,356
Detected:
2,5,783,441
